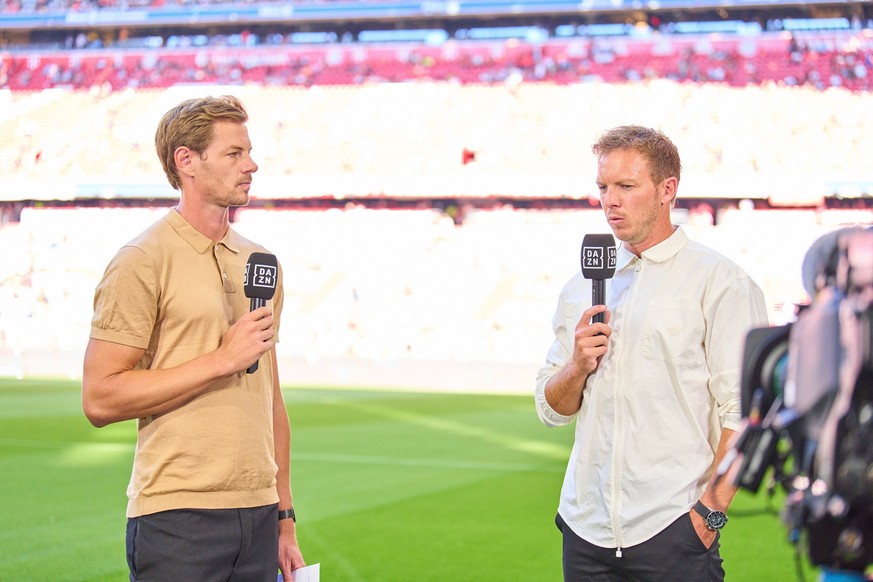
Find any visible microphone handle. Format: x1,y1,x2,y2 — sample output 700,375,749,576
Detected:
246,297,268,374
592,279,605,324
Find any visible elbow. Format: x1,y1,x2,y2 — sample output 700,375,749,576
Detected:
87,417,110,429
81,381,116,428
537,413,558,429
82,400,112,428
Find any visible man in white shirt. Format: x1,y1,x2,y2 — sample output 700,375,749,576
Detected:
535,125,768,580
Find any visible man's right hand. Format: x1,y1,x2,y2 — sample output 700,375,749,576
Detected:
570,304,611,377
218,306,275,375
543,304,612,417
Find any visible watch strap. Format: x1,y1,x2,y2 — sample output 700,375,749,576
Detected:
693,500,711,519
278,508,296,522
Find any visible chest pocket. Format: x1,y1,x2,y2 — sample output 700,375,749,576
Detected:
640,297,706,367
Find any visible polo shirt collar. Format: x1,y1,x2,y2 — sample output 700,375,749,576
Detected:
615,225,688,269
165,208,242,255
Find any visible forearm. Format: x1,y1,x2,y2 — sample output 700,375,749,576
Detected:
273,410,292,508
84,307,277,428
544,360,590,417
274,412,297,539
271,352,306,574
701,428,740,511
271,351,293,509
274,404,297,536
82,340,234,427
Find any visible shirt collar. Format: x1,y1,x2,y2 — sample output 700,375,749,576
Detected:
164,208,242,255
616,225,688,269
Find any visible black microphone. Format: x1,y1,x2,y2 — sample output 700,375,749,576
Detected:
243,252,278,374
580,233,617,324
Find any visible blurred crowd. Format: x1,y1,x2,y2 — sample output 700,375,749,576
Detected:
3,204,866,379
2,82,871,201
2,33,871,93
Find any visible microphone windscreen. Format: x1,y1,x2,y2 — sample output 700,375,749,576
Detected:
581,233,617,280
244,252,278,300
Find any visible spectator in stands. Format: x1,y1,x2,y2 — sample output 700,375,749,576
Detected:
82,95,306,581
534,125,768,581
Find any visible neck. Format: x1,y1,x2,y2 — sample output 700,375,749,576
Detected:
625,224,677,257
177,196,230,242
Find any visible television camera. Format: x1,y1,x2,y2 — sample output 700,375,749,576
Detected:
726,226,872,578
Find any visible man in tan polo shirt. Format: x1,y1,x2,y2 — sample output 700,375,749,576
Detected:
82,95,306,581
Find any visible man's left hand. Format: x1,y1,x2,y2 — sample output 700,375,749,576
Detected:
689,509,718,549
278,519,306,580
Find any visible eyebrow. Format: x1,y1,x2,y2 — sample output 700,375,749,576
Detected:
597,178,637,185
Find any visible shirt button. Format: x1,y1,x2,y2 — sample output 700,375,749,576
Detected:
222,273,228,279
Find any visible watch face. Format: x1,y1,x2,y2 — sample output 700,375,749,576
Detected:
706,511,728,530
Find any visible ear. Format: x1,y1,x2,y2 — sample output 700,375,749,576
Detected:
660,176,678,207
174,146,195,180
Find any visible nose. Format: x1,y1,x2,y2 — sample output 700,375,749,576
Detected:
600,186,619,208
245,153,258,174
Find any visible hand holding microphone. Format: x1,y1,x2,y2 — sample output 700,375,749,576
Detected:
243,252,278,374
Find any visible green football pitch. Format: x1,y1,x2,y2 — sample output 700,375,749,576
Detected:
0,378,818,581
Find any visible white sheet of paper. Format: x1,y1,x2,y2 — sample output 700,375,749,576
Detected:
283,563,320,582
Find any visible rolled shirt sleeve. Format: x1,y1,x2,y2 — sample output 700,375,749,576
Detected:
703,268,769,432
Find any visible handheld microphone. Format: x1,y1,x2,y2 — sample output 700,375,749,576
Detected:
581,233,617,324
243,252,278,374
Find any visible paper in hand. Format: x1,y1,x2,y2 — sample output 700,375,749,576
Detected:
278,563,320,582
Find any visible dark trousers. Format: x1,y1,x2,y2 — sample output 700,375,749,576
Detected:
126,504,279,582
557,512,725,582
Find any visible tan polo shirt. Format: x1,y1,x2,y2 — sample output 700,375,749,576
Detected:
90,208,284,517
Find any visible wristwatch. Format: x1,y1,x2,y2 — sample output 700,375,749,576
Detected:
278,507,296,523
693,500,728,531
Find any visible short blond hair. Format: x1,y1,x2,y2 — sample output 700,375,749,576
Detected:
592,125,682,186
155,95,249,190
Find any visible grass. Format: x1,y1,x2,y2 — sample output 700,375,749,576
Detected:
0,378,819,581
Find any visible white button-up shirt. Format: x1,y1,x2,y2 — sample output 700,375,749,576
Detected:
535,226,768,551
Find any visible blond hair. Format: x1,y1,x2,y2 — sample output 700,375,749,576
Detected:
592,125,682,187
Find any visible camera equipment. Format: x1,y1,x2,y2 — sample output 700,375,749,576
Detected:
727,227,873,577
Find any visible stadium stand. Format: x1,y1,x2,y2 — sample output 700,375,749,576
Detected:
2,33,872,91
2,82,872,202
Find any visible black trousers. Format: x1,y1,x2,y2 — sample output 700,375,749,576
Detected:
557,512,725,582
126,504,279,582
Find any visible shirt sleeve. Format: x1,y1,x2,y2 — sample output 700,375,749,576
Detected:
535,289,579,428
705,269,769,432
90,245,158,350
